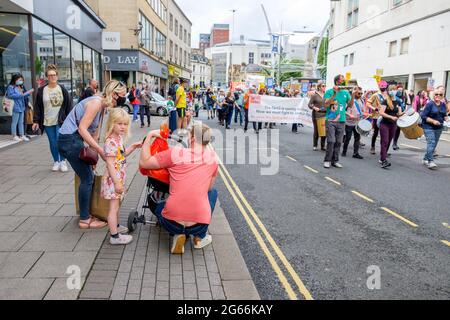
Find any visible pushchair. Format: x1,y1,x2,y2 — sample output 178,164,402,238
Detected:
127,134,187,232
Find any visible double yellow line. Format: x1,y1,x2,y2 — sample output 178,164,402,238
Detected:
208,145,313,300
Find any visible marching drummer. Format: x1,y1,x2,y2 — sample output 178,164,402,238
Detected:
366,81,388,155
342,86,366,160
421,86,449,170
378,84,405,169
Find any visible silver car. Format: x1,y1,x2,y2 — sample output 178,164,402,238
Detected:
122,92,169,117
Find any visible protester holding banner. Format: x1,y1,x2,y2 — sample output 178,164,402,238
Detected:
308,82,327,151
323,75,355,169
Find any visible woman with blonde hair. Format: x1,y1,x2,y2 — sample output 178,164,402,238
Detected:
58,80,127,229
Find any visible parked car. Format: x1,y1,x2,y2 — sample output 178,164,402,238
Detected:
121,92,169,117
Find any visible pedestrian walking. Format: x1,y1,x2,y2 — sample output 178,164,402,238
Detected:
323,74,355,169
5,73,34,142
58,80,127,230
342,87,365,160
378,85,405,169
101,108,142,245
308,83,327,151
129,84,141,122
392,84,408,150
175,79,188,130
413,90,429,113
33,64,72,172
421,86,449,170
367,81,388,155
79,79,98,102
139,85,152,128
225,91,236,129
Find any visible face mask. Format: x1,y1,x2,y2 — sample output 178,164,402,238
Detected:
16,80,24,86
389,91,397,97
115,95,126,106
380,88,387,92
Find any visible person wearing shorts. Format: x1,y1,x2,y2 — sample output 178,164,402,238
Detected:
175,79,188,129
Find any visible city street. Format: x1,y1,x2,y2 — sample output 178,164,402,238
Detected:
202,111,450,300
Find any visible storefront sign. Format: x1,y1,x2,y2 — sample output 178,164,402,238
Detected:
249,94,312,125
104,50,168,79
168,65,181,77
139,52,168,79
102,32,121,50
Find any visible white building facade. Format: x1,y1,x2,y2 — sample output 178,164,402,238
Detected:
190,54,211,88
327,0,450,97
205,39,273,87
167,0,192,82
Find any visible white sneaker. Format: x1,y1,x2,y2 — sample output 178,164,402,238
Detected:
171,234,186,254
59,160,68,172
13,136,21,142
193,234,212,249
428,162,438,170
110,234,133,245
332,163,343,168
117,225,129,234
323,162,331,169
20,136,30,142
52,162,60,172
422,160,429,166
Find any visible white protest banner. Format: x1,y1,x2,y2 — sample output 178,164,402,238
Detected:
357,78,379,92
246,75,266,88
248,95,313,126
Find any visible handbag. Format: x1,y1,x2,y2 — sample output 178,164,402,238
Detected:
2,97,14,116
26,103,34,125
75,106,104,165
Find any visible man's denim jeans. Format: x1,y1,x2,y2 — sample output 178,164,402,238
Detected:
154,189,218,239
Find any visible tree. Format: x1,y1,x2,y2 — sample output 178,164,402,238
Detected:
317,37,328,79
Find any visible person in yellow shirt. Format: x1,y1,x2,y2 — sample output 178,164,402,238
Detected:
175,79,188,129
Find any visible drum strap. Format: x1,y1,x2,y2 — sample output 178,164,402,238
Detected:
354,100,362,116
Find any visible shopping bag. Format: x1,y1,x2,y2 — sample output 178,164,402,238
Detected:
75,174,119,222
2,97,14,116
26,104,34,125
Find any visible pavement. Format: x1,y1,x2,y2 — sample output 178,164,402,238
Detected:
0,116,259,300
203,112,450,300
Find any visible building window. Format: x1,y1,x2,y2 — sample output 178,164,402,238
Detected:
400,37,410,55
249,52,254,64
155,29,166,58
184,30,187,44
347,0,359,29
170,14,173,31
140,12,154,52
32,18,54,85
344,55,348,67
188,33,191,46
389,40,397,57
83,46,93,88
175,20,178,36
93,51,101,84
349,52,354,65
53,29,72,94
175,44,178,62
169,40,173,60
179,25,183,40
147,0,166,23
71,39,83,102
180,48,183,65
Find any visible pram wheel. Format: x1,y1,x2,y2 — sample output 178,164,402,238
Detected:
127,210,139,233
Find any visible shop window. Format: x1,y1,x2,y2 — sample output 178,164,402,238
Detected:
83,46,93,88
93,51,101,86
71,39,83,103
32,18,54,87
0,13,32,117
54,29,71,95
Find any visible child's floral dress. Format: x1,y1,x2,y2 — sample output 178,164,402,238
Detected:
101,135,127,200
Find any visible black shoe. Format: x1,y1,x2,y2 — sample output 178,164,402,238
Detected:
381,160,391,169
387,153,392,158
353,154,364,160
393,145,400,151
342,152,347,157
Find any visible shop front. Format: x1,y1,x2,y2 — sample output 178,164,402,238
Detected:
104,50,168,97
0,0,105,134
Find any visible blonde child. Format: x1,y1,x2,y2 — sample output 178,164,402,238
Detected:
101,108,142,245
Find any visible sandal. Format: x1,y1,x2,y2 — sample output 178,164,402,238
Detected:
79,217,107,230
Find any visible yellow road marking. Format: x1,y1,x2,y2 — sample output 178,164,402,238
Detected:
286,156,297,162
441,240,450,247
217,168,298,300
304,166,319,174
400,144,422,150
380,207,418,228
351,191,374,203
325,177,342,186
211,145,313,300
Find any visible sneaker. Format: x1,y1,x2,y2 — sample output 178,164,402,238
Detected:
323,162,331,169
341,152,347,157
117,225,129,234
193,234,212,249
332,163,343,168
313,147,318,151
422,160,429,166
428,162,438,170
381,160,392,169
393,145,400,151
171,234,186,254
59,160,68,172
353,154,364,160
110,234,133,245
379,160,383,164
370,148,376,155
52,162,60,172
20,136,30,142
13,136,21,142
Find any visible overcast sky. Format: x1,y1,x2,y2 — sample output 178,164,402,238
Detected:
176,0,330,47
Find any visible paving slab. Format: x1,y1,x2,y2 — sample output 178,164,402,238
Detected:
20,232,83,252
0,232,34,251
0,251,43,278
0,216,28,231
0,278,54,300
9,193,54,204
13,204,62,217
15,217,72,232
0,203,22,216
44,277,86,300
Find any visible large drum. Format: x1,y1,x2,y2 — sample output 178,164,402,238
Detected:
356,120,372,136
316,117,326,137
397,112,424,140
